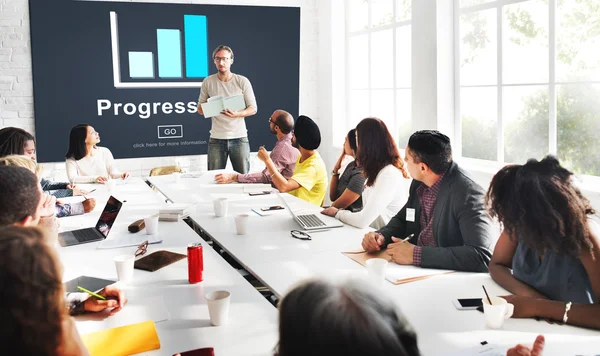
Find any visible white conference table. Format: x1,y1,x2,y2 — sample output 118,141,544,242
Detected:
57,178,278,356
148,172,600,356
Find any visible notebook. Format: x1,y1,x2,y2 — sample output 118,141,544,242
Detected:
343,249,454,284
81,320,160,356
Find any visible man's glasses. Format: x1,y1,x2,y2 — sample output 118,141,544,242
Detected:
214,56,231,63
291,230,311,241
135,240,149,257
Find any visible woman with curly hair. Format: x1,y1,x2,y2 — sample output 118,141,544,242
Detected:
322,118,410,229
0,225,88,355
487,155,600,330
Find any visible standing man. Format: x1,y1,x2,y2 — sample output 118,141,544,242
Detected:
258,115,327,206
198,45,258,174
214,109,299,185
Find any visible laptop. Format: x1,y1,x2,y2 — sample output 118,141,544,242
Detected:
59,196,123,247
277,193,344,230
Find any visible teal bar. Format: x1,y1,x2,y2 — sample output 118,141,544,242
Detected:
128,52,154,78
184,15,208,78
157,29,182,78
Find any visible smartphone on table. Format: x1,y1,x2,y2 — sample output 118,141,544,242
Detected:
261,205,284,211
453,298,483,310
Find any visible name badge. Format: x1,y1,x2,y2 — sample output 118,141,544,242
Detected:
406,208,415,222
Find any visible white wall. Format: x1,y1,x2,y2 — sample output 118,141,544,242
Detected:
0,0,319,181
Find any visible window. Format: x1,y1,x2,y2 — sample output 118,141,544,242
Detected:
344,0,412,148
457,0,600,175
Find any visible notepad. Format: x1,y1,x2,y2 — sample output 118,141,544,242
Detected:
201,95,246,117
81,320,160,356
343,249,454,284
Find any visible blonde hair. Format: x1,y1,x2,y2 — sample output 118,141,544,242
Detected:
0,155,43,179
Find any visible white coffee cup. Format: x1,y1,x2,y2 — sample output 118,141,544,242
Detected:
114,255,135,283
173,172,182,184
144,214,159,235
206,290,231,326
235,214,249,235
482,296,514,329
213,198,228,217
366,258,388,285
106,179,117,194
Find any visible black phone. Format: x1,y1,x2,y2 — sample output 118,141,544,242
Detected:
261,205,284,211
173,347,214,356
453,298,483,310
248,191,271,196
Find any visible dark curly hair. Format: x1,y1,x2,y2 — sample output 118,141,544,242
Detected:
356,118,409,186
0,226,66,355
485,155,595,258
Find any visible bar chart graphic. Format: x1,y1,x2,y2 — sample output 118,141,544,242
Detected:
110,11,208,89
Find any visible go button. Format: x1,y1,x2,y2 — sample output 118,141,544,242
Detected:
157,125,183,139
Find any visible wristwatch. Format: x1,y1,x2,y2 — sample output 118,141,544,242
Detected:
332,170,340,177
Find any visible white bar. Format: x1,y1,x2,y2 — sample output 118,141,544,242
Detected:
109,11,122,88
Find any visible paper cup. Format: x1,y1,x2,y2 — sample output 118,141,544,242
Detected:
482,296,514,329
206,290,231,326
235,214,249,235
213,198,228,217
114,254,135,283
144,214,159,235
173,172,182,184
106,179,117,194
366,258,388,285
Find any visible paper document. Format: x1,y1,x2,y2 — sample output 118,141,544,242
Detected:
97,233,162,249
251,207,286,217
201,94,246,117
81,320,161,356
243,184,273,193
343,249,454,284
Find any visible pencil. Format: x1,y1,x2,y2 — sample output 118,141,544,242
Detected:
77,286,106,300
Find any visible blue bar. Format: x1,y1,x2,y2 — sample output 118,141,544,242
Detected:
157,29,182,78
128,52,154,78
184,15,208,78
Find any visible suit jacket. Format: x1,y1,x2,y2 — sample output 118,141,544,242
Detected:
378,162,496,272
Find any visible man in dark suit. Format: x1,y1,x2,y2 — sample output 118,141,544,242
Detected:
361,130,496,272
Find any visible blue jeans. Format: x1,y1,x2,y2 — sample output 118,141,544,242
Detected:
208,137,250,174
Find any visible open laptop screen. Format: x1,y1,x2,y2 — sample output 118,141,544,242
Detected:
95,196,123,237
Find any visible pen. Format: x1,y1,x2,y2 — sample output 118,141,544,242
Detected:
77,286,106,300
88,189,96,194
401,233,414,242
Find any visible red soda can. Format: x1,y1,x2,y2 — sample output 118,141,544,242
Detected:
187,243,204,283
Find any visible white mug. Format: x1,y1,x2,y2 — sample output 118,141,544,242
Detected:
482,296,514,329
213,198,228,217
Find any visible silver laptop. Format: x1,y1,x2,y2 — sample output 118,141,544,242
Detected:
277,193,344,230
59,196,123,247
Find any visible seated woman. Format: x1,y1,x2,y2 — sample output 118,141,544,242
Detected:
329,129,365,212
276,279,421,356
0,155,96,217
0,225,89,355
487,155,600,330
65,124,129,184
322,118,410,229
0,127,85,198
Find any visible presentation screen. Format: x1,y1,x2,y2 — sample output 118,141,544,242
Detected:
29,0,300,162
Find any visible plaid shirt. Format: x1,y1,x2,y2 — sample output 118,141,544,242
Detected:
412,170,447,266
